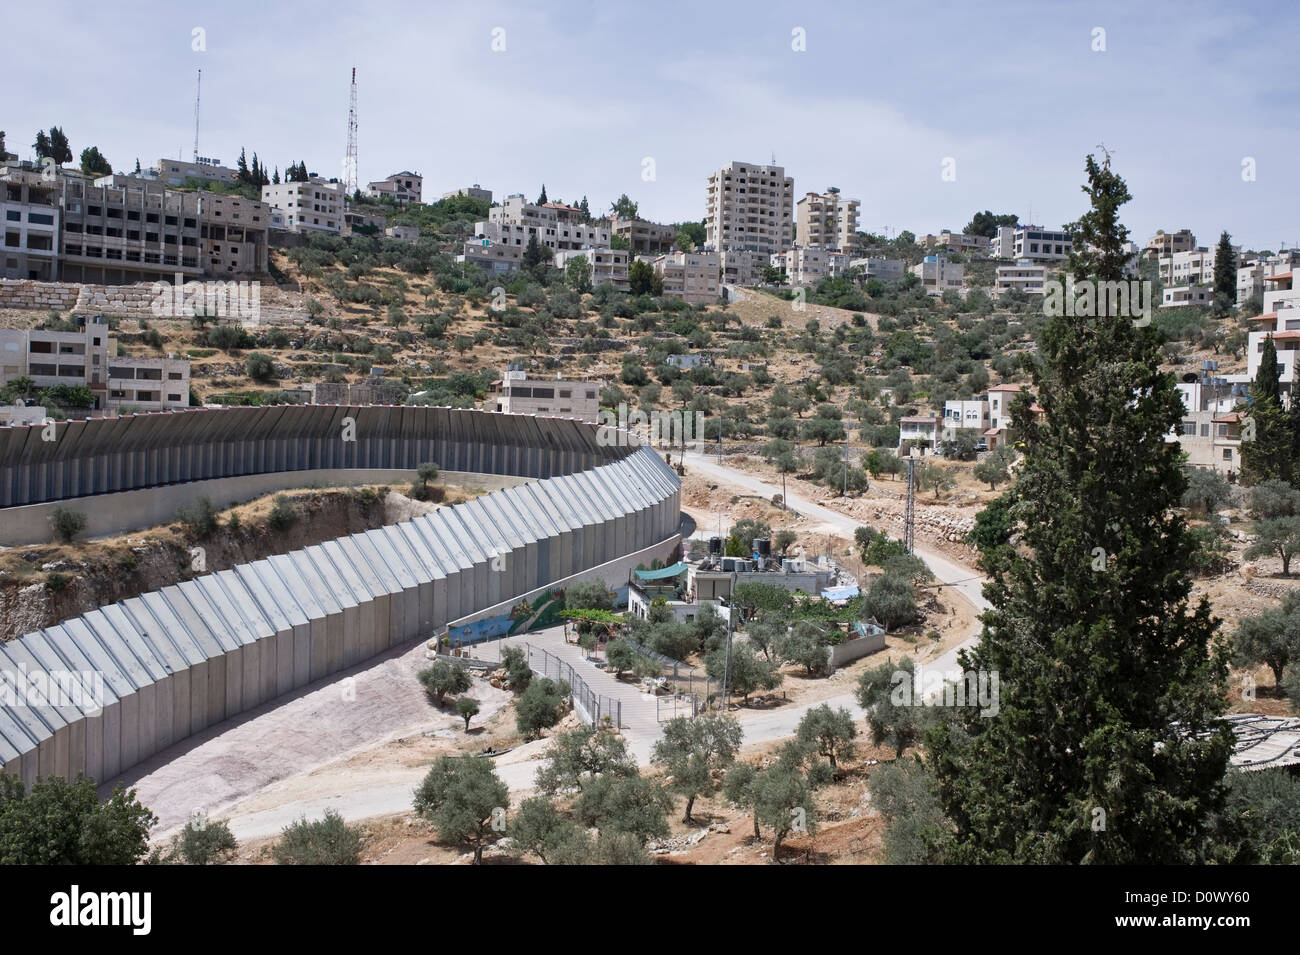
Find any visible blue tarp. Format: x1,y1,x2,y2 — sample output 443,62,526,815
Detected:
635,561,688,581
822,584,860,602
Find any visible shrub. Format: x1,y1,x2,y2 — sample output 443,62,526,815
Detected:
171,817,238,865
176,496,220,538
272,810,363,865
267,494,296,532
50,506,87,543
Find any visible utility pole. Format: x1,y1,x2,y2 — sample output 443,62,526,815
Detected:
192,69,201,163
904,451,917,554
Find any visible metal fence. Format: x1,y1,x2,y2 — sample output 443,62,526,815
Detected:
525,643,624,729
623,637,711,721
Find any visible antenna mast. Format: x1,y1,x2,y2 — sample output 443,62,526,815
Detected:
344,67,359,198
193,69,201,163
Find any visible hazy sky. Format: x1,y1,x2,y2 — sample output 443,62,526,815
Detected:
9,0,1298,249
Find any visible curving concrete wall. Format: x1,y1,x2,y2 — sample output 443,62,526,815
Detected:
0,405,625,507
0,409,681,787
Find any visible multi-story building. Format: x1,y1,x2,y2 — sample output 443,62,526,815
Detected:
152,157,237,187
984,382,1028,450
480,195,610,251
795,189,859,251
1144,228,1196,258
0,315,190,412
261,178,343,234
441,184,492,203
1157,245,1239,288
365,171,422,204
719,249,762,287
609,216,678,255
1171,372,1249,474
771,247,847,285
61,173,268,283
483,367,601,422
1,163,60,280
898,414,942,451
705,161,794,255
651,249,720,305
989,225,1073,261
995,259,1049,295
554,248,629,291
3,163,267,283
1161,286,1214,308
849,256,905,282
456,238,523,274
941,397,991,437
910,256,964,295
920,231,991,256
1237,251,1300,306
343,209,387,236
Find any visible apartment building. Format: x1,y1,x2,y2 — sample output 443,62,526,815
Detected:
942,397,991,437
484,367,600,422
771,247,847,285
1162,286,1214,308
989,225,1073,261
1,163,60,280
554,247,629,291
795,189,860,251
0,315,190,412
898,415,942,450
910,256,964,295
441,184,492,203
457,238,523,273
652,249,720,305
1171,372,1249,473
61,173,268,283
920,231,990,256
1237,251,1300,305
482,195,610,251
1158,245,1239,288
1145,228,1196,258
720,249,762,287
365,171,422,204
984,382,1029,450
3,163,267,282
261,178,343,234
153,157,237,187
849,256,905,282
995,259,1049,295
610,216,678,255
705,161,794,255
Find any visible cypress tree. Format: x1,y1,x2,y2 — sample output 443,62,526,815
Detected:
1241,334,1291,484
927,154,1236,864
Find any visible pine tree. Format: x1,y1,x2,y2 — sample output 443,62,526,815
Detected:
1241,334,1291,484
927,153,1236,864
522,233,547,274
134,158,141,174
236,147,250,185
272,166,280,185
537,184,548,205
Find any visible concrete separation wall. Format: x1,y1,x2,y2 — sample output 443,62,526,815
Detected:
0,410,682,788
0,404,627,508
0,468,532,546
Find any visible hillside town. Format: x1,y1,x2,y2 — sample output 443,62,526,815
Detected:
0,6,1297,916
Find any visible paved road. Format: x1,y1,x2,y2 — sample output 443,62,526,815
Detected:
220,458,992,839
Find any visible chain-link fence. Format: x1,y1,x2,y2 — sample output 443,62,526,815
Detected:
525,643,624,729
623,637,711,721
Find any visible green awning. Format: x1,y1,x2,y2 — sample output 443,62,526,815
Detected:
634,561,687,581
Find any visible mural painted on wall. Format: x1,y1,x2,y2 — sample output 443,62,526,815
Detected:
447,584,630,647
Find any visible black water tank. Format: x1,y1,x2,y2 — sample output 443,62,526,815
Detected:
754,538,771,557
708,537,722,555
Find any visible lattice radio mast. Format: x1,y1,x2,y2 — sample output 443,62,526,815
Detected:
904,454,917,554
344,67,359,198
